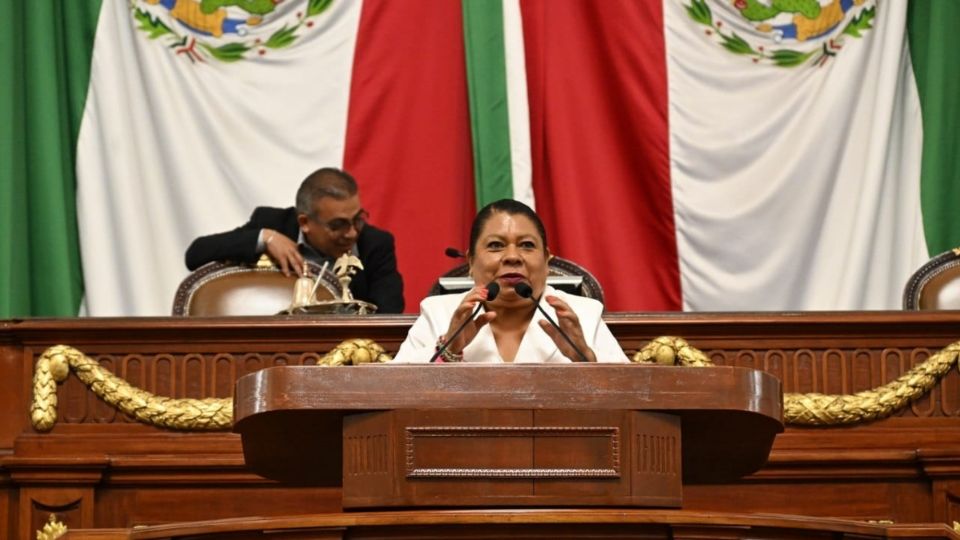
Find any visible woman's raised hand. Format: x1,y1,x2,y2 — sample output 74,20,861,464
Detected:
538,295,597,362
443,286,497,354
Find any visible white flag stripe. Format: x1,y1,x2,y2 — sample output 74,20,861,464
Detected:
503,0,534,208
664,0,928,310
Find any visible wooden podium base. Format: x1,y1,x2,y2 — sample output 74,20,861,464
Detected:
342,409,682,508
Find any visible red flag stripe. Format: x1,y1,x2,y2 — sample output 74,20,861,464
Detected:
521,0,681,311
344,0,476,312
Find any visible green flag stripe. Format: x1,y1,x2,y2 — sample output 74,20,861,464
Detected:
908,0,960,254
462,0,514,207
0,1,101,316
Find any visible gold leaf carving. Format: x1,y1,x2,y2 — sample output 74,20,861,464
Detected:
31,339,391,431
36,514,67,540
784,342,960,425
633,337,960,426
632,336,715,366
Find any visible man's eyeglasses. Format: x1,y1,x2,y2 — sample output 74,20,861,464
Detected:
311,209,369,234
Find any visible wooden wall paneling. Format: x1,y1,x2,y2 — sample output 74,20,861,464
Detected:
8,458,104,540
0,470,13,540
91,485,343,529
920,450,960,525
0,324,26,449
683,478,932,523
18,486,93,540
932,480,960,526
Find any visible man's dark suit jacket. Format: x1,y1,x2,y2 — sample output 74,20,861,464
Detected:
184,206,404,313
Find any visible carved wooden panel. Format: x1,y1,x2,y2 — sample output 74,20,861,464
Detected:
704,346,958,418
344,433,390,477
33,345,960,426
20,487,92,540
405,425,620,478
0,481,12,540
48,351,327,426
15,316,960,426
937,481,960,525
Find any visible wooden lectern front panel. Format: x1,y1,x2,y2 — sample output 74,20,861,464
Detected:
341,409,682,508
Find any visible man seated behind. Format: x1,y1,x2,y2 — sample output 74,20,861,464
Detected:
185,167,404,313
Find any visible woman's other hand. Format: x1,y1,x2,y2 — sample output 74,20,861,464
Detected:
538,295,597,362
443,286,497,354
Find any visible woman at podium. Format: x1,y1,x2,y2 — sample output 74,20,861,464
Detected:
393,199,628,364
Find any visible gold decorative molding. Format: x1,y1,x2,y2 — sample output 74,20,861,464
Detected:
632,336,715,367
31,339,391,432
32,337,960,430
32,344,232,432
36,514,67,540
318,338,393,366
784,341,960,426
633,336,960,427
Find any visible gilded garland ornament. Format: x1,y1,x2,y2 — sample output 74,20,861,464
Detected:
632,336,716,367
32,338,960,430
633,337,960,426
31,339,391,432
784,341,960,425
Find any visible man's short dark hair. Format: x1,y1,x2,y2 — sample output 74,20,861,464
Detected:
295,168,358,214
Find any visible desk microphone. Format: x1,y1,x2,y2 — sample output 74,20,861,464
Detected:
444,247,466,259
514,282,590,363
429,281,500,363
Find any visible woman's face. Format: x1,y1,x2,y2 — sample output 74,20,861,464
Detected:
468,211,549,306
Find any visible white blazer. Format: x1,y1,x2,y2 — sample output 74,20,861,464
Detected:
393,286,629,363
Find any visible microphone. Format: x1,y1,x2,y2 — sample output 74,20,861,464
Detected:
429,281,500,363
515,282,590,362
445,247,466,259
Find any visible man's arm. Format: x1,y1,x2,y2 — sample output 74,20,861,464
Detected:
361,229,405,314
184,209,271,270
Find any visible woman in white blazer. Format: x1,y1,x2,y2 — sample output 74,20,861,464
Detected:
393,199,627,364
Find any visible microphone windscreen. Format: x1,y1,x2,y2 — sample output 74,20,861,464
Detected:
444,247,465,259
485,281,501,301
514,282,534,298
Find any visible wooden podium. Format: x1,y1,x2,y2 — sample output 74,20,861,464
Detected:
234,364,783,508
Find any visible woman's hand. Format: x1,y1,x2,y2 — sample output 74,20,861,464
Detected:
538,295,597,362
443,286,497,354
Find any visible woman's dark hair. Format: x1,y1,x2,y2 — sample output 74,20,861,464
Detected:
468,199,548,254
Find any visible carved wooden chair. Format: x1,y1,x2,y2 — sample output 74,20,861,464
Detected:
172,257,343,316
427,256,605,305
902,247,960,310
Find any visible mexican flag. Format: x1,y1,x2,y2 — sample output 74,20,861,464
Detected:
1,0,957,317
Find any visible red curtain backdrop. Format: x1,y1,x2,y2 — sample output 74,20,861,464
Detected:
521,0,681,311
344,0,476,312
